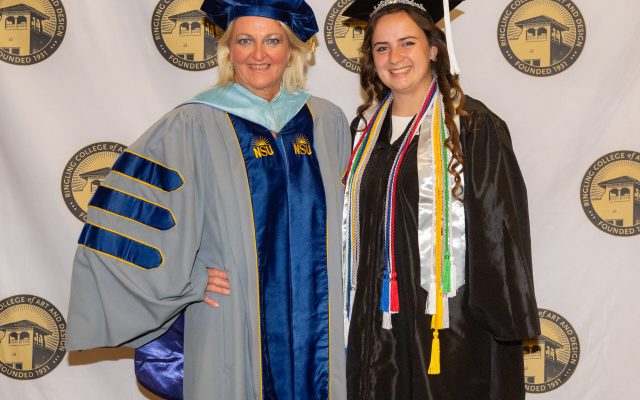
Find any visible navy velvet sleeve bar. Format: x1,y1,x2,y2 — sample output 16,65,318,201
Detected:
78,223,163,270
111,151,184,192
89,185,176,230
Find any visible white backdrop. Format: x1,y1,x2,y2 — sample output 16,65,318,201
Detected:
1,0,639,398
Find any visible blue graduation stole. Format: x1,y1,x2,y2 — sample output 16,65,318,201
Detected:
135,105,329,400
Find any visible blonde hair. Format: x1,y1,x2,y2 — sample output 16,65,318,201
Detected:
216,20,311,92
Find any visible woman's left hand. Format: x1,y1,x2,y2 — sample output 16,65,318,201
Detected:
203,268,230,308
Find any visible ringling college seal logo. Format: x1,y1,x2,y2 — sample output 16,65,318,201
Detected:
324,0,367,73
152,0,221,71
61,142,126,222
581,150,640,237
0,294,66,380
523,308,580,393
0,0,67,65
498,0,586,77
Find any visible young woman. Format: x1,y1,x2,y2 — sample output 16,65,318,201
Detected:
341,1,540,398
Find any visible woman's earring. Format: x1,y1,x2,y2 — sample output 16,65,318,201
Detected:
230,64,234,70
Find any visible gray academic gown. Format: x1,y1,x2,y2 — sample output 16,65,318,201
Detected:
66,96,350,399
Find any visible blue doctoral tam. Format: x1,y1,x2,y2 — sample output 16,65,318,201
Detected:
200,0,318,42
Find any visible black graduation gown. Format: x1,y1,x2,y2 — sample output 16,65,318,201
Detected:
346,96,540,400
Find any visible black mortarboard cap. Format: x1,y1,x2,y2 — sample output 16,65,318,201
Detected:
343,0,465,23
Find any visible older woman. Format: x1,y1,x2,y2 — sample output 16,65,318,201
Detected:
341,1,540,399
65,1,350,399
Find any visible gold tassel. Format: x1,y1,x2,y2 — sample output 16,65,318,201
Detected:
307,36,317,54
428,329,441,375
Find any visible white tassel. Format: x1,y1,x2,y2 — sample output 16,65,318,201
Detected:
344,313,350,347
426,281,437,314
343,288,358,346
382,311,393,329
442,296,450,329
349,289,356,317
443,0,460,75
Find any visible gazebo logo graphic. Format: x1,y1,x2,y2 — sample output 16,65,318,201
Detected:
61,142,126,222
498,0,586,77
523,308,580,393
324,0,367,74
0,294,66,380
581,150,640,237
152,0,222,71
0,0,66,65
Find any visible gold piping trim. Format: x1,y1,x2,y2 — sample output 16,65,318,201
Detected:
305,103,314,121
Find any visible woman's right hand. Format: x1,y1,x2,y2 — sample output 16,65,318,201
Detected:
203,268,230,308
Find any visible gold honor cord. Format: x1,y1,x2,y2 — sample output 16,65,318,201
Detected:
428,97,445,375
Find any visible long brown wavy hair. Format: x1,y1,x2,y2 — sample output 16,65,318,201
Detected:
356,4,465,200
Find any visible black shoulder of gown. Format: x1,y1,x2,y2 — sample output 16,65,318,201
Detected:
458,95,541,341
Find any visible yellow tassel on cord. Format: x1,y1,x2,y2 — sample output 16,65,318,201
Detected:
428,329,441,374
428,285,444,375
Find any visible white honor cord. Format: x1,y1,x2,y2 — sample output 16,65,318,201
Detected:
443,0,460,75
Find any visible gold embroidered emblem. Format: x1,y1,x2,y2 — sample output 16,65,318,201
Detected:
252,137,275,159
292,134,313,156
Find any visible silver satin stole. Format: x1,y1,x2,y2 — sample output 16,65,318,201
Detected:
416,108,466,328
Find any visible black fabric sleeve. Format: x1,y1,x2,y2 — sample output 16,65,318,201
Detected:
461,98,540,341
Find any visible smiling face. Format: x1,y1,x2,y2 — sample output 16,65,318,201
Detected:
229,16,292,100
372,11,437,101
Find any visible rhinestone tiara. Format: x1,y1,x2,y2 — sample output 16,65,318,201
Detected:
371,0,427,16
